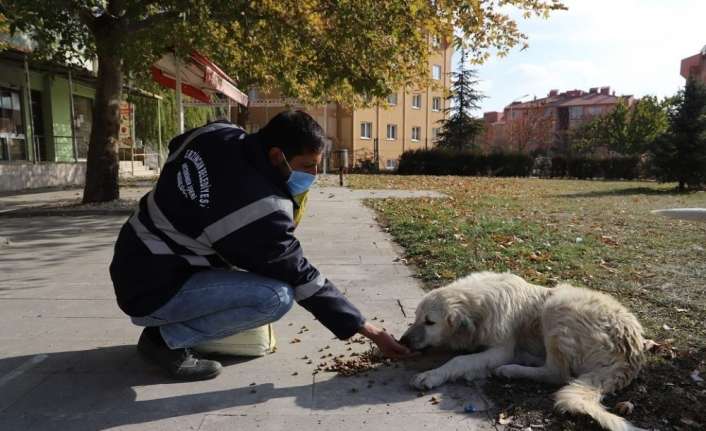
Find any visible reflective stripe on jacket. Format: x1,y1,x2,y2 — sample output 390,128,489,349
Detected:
109,121,365,339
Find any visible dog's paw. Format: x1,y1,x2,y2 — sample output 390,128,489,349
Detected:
493,364,520,379
410,370,446,390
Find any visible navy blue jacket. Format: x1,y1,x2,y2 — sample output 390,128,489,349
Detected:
109,121,365,340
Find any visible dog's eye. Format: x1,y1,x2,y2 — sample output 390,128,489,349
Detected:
424,318,435,326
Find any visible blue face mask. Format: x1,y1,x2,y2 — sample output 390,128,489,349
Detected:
282,152,317,196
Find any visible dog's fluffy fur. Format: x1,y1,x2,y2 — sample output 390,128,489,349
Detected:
400,272,645,431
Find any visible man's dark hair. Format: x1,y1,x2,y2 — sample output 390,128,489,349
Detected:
258,110,328,157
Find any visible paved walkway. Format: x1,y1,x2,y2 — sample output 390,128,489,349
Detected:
0,184,495,431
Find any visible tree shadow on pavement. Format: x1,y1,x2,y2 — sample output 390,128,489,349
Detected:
0,215,124,290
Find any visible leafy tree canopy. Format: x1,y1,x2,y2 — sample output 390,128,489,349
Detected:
2,0,566,105
0,0,566,202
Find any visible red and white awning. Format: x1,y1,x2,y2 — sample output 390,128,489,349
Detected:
151,51,248,106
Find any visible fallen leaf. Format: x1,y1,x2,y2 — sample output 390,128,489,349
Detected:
600,235,619,246
680,418,700,427
644,339,660,351
498,412,513,425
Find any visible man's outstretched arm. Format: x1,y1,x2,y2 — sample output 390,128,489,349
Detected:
209,206,409,356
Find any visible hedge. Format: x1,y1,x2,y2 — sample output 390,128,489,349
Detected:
397,149,533,177
550,156,640,180
396,149,641,180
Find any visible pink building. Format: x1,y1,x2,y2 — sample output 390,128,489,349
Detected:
680,45,706,84
482,87,633,154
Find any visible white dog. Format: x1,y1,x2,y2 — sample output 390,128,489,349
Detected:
400,272,646,431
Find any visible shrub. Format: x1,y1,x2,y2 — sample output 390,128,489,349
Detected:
397,149,533,177
549,155,639,179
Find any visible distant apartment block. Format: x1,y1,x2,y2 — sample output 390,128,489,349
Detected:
243,38,452,170
680,44,706,84
481,87,633,154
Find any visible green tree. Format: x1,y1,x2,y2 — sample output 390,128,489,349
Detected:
0,13,8,50
626,95,668,154
600,100,630,153
1,0,565,202
436,48,485,152
570,97,668,156
651,78,706,191
130,87,216,160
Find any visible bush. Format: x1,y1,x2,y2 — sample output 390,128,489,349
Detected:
548,155,639,179
550,156,568,178
352,158,380,173
396,150,640,180
397,149,533,177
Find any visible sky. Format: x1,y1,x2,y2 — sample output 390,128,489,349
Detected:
458,0,706,114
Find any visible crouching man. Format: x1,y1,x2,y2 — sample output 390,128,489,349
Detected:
109,110,410,380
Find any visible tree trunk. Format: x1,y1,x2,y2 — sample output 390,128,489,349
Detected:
82,28,124,203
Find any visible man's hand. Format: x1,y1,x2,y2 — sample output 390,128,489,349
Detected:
358,321,413,359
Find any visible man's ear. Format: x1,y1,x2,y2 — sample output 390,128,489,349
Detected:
446,306,474,332
268,147,283,167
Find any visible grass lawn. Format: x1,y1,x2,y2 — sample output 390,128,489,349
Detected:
348,174,705,430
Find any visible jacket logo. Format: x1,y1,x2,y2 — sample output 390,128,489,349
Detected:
176,149,211,208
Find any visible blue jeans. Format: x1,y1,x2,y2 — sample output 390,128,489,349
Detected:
131,269,294,349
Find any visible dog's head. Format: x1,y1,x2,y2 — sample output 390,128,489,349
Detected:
400,288,478,351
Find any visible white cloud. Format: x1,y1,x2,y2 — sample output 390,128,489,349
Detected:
473,0,706,112
513,60,601,93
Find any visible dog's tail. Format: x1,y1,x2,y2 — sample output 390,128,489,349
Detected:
554,367,645,431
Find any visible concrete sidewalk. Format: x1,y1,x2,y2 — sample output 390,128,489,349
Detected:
0,185,495,431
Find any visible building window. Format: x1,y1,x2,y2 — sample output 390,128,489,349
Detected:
385,159,398,170
569,106,583,120
587,106,601,116
386,124,397,140
432,97,442,112
412,94,422,109
0,87,28,161
432,127,440,141
411,126,421,141
360,122,372,139
432,65,442,80
386,93,397,106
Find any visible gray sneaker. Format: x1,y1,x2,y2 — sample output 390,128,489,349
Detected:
137,327,222,381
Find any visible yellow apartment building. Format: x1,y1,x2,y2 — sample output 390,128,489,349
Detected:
243,38,452,170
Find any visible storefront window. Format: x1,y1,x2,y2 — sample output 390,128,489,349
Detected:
0,87,28,161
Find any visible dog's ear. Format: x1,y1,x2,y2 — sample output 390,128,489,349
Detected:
446,305,475,332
